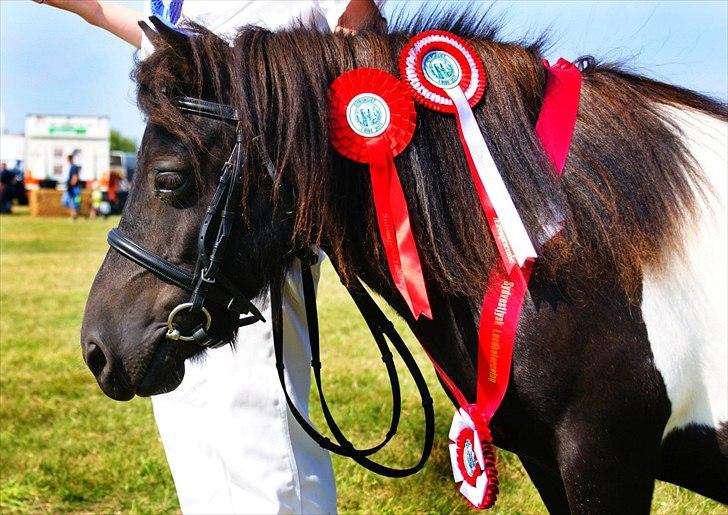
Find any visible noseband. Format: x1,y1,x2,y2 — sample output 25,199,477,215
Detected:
106,96,434,478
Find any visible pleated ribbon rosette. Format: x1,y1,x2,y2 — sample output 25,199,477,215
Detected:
449,405,499,509
399,30,537,274
399,30,539,510
396,30,583,511
329,68,432,320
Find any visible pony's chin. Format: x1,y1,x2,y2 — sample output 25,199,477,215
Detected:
135,339,196,397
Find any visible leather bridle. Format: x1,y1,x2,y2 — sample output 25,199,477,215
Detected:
106,96,434,477
108,98,264,348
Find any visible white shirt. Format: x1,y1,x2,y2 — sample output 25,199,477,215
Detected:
142,0,349,56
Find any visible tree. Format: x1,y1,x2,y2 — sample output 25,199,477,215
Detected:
110,129,137,153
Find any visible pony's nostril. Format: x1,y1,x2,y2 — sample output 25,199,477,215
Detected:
81,338,134,401
85,341,108,378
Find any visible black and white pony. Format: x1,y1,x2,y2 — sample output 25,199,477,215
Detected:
80,12,727,512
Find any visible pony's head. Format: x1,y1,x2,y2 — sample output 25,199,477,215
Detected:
81,21,297,399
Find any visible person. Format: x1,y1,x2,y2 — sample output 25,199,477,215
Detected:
0,162,16,214
36,1,385,513
65,154,81,220
107,169,119,211
89,180,103,219
10,161,28,207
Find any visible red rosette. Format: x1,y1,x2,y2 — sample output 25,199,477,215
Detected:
398,30,486,113
329,67,416,162
328,68,431,320
449,405,500,509
455,427,483,487
464,405,500,510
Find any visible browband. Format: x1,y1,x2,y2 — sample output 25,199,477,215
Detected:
172,96,239,123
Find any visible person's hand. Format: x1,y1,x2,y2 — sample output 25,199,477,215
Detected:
336,0,386,35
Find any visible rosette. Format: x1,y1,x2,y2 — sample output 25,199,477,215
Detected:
329,68,432,320
393,35,581,512
448,405,499,509
399,31,536,273
399,29,485,113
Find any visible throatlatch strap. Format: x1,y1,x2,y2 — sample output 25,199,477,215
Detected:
271,259,435,478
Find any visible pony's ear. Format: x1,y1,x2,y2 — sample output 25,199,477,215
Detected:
138,20,158,45
140,15,191,54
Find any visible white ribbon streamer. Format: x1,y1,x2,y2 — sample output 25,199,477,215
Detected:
445,86,537,268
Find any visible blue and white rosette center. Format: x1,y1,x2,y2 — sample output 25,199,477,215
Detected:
346,93,391,138
422,50,462,89
463,438,477,476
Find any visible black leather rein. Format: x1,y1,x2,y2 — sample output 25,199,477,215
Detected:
106,96,434,478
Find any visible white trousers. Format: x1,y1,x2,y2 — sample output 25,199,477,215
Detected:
151,260,336,514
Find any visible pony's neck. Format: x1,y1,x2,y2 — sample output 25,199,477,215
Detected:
231,16,727,413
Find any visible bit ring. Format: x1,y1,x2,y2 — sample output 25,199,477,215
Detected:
166,302,212,342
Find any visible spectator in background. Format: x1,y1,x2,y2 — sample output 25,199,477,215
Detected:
10,161,28,207
89,180,110,220
107,170,119,211
1,163,17,214
89,180,102,219
65,154,81,220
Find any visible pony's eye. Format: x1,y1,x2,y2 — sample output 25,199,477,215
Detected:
154,171,186,192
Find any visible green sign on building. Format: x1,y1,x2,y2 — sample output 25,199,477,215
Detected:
48,125,87,135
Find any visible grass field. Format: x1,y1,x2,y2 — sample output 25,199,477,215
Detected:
0,208,723,514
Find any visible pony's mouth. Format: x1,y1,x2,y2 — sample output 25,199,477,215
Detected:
135,335,200,397
133,310,237,397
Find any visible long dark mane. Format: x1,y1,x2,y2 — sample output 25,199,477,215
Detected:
133,11,727,300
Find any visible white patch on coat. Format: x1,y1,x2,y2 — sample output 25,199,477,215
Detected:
641,106,727,438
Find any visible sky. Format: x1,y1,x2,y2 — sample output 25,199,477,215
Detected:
1,0,726,144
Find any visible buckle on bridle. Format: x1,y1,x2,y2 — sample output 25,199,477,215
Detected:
166,302,212,342
200,267,216,284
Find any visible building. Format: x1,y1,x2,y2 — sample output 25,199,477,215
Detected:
24,115,110,186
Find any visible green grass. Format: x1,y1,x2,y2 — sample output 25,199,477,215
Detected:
0,208,722,514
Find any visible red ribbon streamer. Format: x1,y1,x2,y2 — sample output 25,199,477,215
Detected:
418,57,581,419
535,58,582,175
476,262,532,417
366,137,432,319
397,32,581,509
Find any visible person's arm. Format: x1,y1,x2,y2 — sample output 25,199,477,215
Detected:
33,0,144,48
